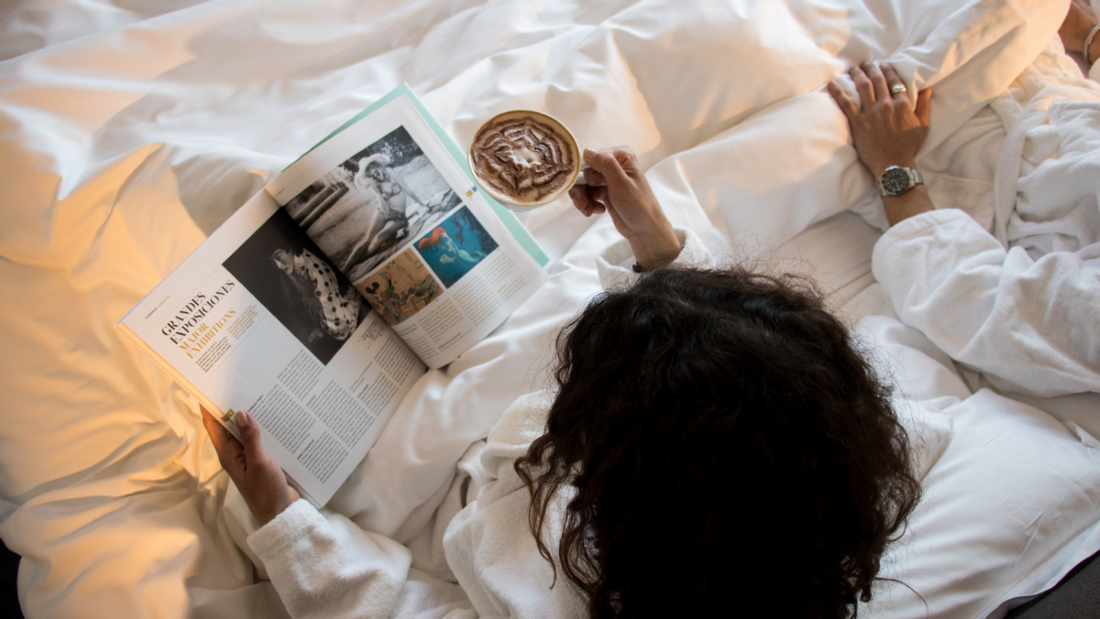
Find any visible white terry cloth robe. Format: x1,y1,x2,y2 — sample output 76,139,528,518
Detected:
872,42,1100,398
243,228,712,619
872,209,1100,398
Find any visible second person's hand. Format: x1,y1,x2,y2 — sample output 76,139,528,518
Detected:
569,146,682,270
826,62,931,178
827,62,935,226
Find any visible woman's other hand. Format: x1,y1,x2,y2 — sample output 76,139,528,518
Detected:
826,62,931,177
568,146,682,269
827,62,935,226
1060,0,1100,62
202,406,300,525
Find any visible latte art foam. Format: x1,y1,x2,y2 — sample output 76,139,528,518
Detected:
470,114,578,206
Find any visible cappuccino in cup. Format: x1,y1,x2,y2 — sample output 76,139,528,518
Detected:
468,110,581,210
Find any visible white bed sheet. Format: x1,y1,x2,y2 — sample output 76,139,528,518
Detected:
0,0,1093,617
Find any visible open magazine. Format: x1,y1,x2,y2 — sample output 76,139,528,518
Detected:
118,84,550,506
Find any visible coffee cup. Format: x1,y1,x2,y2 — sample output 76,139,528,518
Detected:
468,110,582,211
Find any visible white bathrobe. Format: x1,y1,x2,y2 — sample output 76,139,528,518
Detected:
873,47,1100,398
872,208,1100,397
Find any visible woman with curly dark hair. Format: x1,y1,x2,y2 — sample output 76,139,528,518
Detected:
202,144,920,619
503,146,921,619
516,266,918,618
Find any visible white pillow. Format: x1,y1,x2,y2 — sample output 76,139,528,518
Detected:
862,388,1100,619
855,313,962,480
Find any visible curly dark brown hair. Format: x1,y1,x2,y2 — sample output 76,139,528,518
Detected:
515,266,920,618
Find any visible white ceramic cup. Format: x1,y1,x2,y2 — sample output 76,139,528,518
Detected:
467,110,582,211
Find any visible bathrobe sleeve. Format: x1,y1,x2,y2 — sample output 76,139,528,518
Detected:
595,227,715,290
872,208,1100,397
247,500,425,619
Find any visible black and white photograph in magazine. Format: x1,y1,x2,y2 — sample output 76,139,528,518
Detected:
283,125,463,284
222,209,368,365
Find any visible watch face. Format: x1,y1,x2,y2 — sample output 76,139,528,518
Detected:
880,167,911,195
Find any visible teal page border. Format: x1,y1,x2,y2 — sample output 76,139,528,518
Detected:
296,84,549,267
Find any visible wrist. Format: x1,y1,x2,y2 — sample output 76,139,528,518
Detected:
630,225,682,270
254,488,300,526
883,184,934,227
1070,20,1097,50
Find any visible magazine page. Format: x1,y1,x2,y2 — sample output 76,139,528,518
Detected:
119,191,427,507
266,89,550,368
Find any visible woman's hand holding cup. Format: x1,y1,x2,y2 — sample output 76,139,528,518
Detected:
570,146,682,270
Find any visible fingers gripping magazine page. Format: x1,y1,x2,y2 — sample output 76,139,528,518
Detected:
265,90,549,370
118,190,427,507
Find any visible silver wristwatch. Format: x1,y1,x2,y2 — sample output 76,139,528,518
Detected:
878,165,923,197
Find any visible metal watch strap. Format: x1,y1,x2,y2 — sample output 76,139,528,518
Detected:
878,166,924,197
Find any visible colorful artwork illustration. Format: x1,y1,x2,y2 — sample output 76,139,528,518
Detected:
414,206,497,288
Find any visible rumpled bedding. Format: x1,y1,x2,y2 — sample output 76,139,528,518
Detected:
0,0,1094,617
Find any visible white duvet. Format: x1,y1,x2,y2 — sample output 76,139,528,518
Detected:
0,0,1094,617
